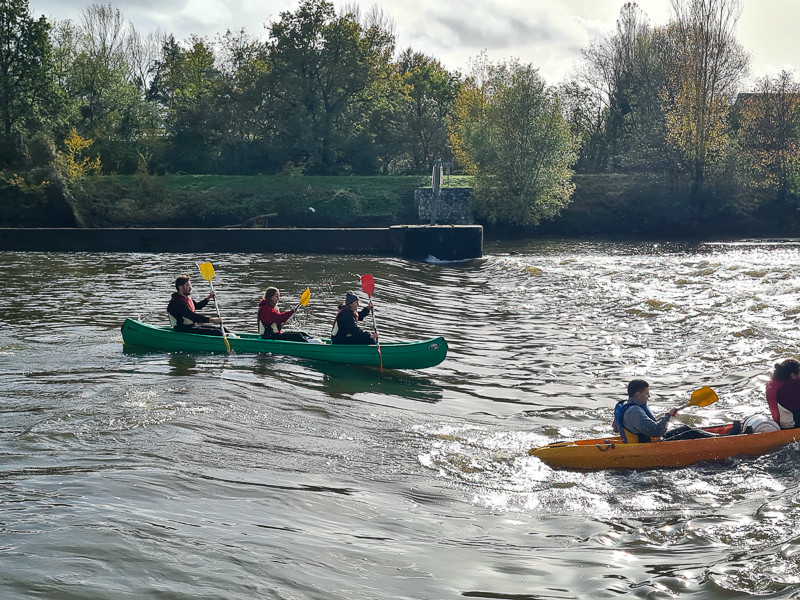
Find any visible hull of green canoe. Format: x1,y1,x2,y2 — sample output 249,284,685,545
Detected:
120,319,447,369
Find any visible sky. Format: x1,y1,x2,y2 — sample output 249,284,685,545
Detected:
29,0,800,87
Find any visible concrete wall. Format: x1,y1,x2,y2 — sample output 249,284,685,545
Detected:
0,225,483,261
415,188,474,224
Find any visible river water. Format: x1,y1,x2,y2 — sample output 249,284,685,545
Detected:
2,240,800,599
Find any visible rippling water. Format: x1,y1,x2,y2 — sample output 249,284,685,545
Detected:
3,241,800,599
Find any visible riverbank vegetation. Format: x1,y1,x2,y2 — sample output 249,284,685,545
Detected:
71,174,435,227
1,0,799,236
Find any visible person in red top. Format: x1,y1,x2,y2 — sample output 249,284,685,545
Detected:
258,287,310,342
766,358,800,428
167,275,225,335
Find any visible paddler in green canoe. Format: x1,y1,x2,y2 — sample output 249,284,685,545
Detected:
167,275,227,335
331,291,378,345
613,379,731,443
258,286,312,342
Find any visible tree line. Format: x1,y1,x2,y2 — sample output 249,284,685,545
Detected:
2,0,799,227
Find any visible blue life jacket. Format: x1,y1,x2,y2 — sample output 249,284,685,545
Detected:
614,399,657,443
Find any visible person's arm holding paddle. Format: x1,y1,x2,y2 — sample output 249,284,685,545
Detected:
357,301,374,325
193,289,218,313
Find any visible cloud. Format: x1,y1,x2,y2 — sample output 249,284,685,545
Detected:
30,0,800,85
429,10,558,50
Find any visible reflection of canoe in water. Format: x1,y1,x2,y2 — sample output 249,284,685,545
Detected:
120,318,447,370
529,424,800,471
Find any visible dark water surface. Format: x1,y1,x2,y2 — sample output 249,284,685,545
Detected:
3,241,800,599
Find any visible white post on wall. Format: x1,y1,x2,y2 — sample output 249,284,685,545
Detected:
430,158,443,225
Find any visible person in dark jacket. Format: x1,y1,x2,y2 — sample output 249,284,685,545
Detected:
167,275,225,335
258,286,309,342
331,291,377,345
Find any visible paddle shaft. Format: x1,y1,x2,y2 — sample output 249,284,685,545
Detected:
207,279,222,320
196,262,230,352
369,295,379,334
368,293,383,372
210,280,231,351
359,274,382,372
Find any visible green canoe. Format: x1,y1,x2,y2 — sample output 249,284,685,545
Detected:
120,318,447,370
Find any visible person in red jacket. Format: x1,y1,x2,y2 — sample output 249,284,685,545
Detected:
767,358,800,428
167,275,225,335
258,287,310,342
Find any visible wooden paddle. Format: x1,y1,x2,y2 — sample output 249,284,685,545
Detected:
675,386,718,412
359,274,382,372
197,261,231,353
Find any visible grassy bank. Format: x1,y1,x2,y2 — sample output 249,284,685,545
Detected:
70,174,473,228
68,172,677,231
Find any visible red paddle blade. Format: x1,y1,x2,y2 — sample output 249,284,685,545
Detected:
360,274,374,297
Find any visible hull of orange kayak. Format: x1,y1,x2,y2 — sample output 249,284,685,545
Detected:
529,424,800,470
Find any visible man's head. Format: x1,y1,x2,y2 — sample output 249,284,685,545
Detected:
627,379,650,401
175,275,191,293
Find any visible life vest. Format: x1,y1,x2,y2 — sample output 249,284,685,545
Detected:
258,320,282,336
614,399,657,444
258,301,290,337
775,378,800,429
331,307,355,338
168,295,196,327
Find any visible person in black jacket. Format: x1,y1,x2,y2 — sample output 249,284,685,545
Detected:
167,275,225,335
331,291,378,345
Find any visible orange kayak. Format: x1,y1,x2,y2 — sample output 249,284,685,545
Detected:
529,424,800,470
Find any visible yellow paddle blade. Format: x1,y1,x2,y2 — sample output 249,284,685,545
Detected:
688,386,718,407
198,262,215,281
299,287,311,306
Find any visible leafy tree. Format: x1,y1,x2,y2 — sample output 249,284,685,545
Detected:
576,3,675,174
392,49,460,173
557,80,607,173
125,26,160,93
64,4,134,135
453,57,577,226
57,127,101,178
734,71,800,201
359,74,406,174
266,0,396,174
663,0,749,202
216,29,274,174
0,0,58,166
148,35,224,173
52,4,160,173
